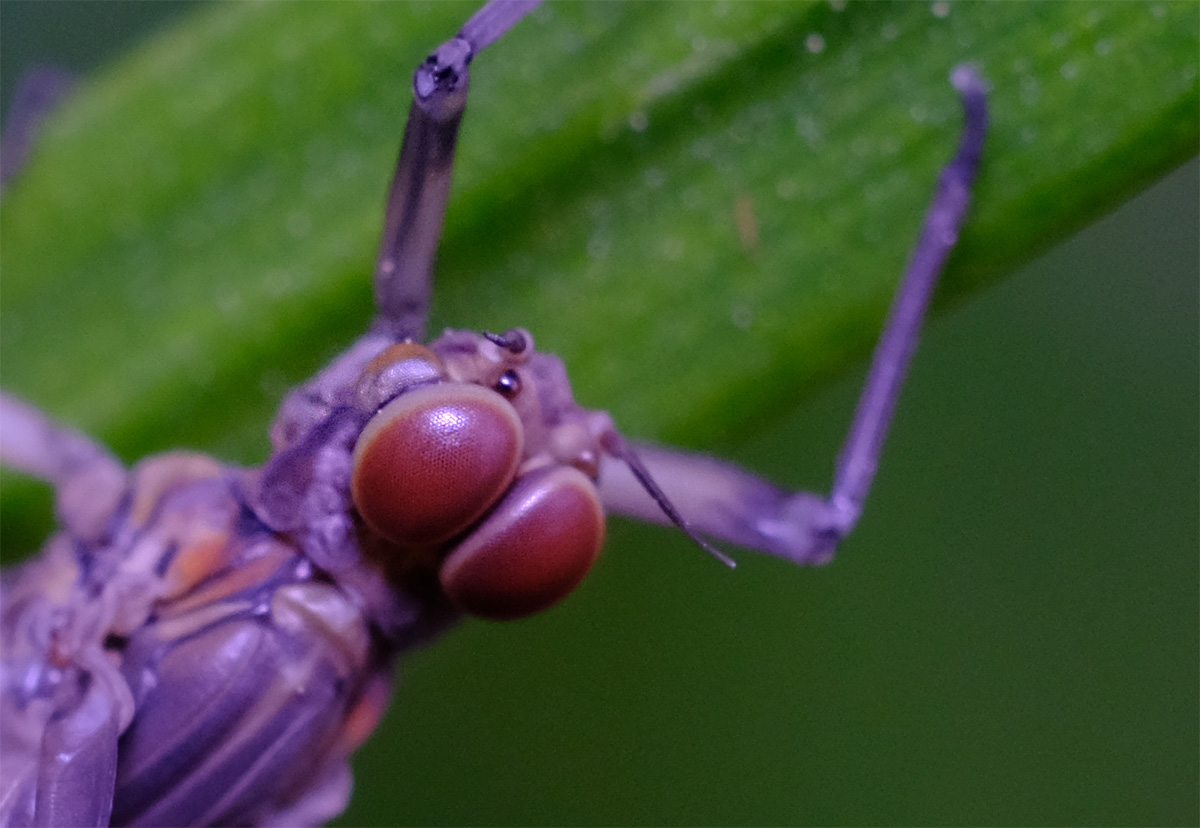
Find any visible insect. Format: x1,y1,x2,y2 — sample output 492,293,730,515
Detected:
0,1,987,825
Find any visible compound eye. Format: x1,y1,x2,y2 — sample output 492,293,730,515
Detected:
439,465,605,620
352,383,523,546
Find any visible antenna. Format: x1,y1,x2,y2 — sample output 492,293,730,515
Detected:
600,431,737,569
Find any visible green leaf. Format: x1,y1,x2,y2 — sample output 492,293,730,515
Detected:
2,2,1194,465
1,3,1196,825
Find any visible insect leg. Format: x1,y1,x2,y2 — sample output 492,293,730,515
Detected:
32,666,123,828
1,396,132,825
272,2,542,444
1,623,125,828
0,66,74,192
371,0,541,341
823,66,987,548
0,392,126,543
599,66,988,566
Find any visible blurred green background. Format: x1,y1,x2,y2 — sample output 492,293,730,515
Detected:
2,3,1196,826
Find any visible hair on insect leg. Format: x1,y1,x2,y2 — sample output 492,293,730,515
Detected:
599,429,738,569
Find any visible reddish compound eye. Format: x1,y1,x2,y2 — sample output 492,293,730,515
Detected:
439,465,605,620
351,383,523,546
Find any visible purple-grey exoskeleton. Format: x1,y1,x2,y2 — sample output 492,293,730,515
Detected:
0,2,987,825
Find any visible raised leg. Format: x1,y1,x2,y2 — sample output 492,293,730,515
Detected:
270,0,541,448
0,392,126,544
599,66,988,566
371,0,541,341
1,555,126,828
0,66,75,192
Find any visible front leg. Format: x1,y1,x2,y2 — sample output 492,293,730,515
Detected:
271,0,543,448
371,0,542,342
600,67,988,566
0,67,75,192
0,392,126,545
